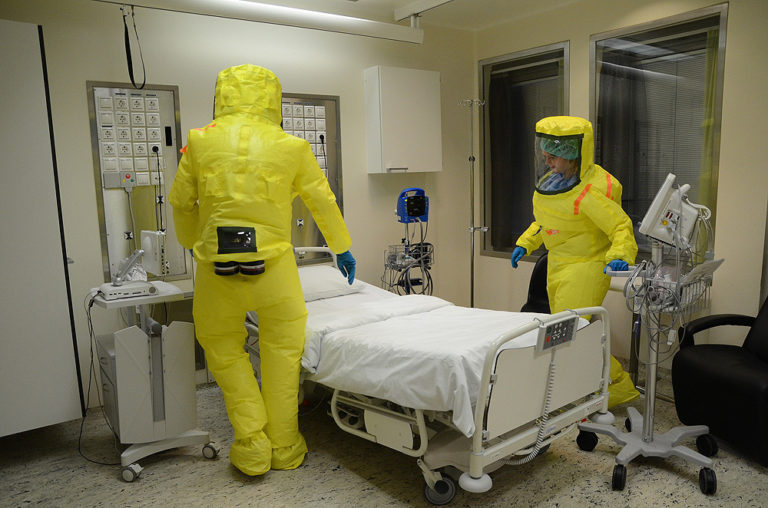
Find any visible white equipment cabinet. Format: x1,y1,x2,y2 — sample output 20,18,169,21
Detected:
93,282,217,481
0,20,84,438
364,65,443,173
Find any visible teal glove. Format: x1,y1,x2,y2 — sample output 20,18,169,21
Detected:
336,250,356,285
510,246,526,268
604,259,629,274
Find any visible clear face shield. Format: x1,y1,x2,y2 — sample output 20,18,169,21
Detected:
534,134,582,194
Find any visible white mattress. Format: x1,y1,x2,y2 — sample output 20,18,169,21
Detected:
301,279,578,437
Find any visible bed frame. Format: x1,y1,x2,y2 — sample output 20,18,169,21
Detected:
252,249,615,504
320,308,611,504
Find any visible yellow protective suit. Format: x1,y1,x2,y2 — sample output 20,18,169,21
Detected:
516,116,639,407
169,64,352,475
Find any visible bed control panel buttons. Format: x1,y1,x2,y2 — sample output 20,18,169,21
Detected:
536,314,579,353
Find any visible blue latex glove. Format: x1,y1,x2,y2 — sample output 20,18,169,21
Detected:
604,259,629,274
510,246,526,268
336,250,356,285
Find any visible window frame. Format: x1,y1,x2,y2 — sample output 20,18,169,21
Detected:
589,4,728,254
479,41,570,258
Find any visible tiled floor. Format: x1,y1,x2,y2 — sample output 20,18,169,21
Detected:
2,372,766,507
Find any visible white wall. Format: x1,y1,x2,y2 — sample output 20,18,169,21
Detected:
473,0,768,358
0,0,475,406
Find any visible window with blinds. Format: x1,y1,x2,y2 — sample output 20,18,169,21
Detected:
592,7,727,257
479,44,568,256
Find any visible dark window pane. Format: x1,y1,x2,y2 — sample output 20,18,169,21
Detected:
481,48,565,254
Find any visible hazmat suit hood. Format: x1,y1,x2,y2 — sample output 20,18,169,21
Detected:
534,116,596,195
213,64,283,125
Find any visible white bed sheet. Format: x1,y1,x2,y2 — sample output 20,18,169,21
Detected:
302,280,583,437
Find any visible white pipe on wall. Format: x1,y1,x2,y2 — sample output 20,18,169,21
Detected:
94,0,424,43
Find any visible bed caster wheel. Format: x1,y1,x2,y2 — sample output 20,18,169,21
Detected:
458,472,492,493
699,467,717,495
611,464,627,491
121,463,143,482
202,443,220,459
424,477,456,506
577,431,598,452
696,434,718,457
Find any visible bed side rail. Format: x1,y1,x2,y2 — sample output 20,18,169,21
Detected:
470,307,611,454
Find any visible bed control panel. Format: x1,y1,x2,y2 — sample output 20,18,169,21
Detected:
535,314,579,353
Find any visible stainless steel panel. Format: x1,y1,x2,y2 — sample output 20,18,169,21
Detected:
87,82,188,282
282,93,343,265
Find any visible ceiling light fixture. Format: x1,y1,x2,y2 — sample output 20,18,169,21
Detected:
93,0,424,43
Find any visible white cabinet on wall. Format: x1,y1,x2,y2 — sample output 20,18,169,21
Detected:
364,66,443,173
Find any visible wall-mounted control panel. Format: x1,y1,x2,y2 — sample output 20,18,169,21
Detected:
88,82,186,283
92,87,177,191
281,94,341,261
281,100,330,176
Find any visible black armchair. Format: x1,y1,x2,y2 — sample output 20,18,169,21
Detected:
520,252,550,314
672,297,768,466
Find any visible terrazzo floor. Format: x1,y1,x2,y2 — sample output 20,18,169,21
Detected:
2,371,766,507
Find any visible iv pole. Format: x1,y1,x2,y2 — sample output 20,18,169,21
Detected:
460,99,487,307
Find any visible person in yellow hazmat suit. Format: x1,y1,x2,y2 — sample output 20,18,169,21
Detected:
169,64,356,476
510,116,640,407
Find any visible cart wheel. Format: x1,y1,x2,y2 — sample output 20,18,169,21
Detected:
576,431,598,452
611,464,627,491
625,418,632,432
202,443,219,459
121,463,142,482
699,468,717,495
696,434,718,457
424,476,457,506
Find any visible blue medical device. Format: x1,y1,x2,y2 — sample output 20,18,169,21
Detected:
396,188,429,223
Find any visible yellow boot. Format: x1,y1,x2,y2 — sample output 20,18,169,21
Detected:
608,355,640,407
229,432,272,476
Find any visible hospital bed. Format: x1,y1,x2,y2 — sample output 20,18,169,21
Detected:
245,248,613,504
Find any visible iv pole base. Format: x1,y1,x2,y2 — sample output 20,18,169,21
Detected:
578,407,717,494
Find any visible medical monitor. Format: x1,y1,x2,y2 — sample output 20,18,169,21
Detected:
638,173,699,247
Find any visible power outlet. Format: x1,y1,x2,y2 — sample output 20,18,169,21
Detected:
134,143,148,156
148,128,162,141
101,142,116,156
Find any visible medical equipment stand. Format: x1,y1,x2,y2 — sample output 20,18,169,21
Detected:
93,281,218,482
578,241,717,494
460,99,487,308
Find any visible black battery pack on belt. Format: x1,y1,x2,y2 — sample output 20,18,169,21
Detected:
215,226,264,275
217,226,258,254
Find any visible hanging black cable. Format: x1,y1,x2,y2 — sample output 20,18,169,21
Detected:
121,5,146,89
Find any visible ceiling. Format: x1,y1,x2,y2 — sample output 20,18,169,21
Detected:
247,0,580,32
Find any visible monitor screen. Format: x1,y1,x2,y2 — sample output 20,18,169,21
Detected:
638,173,699,247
